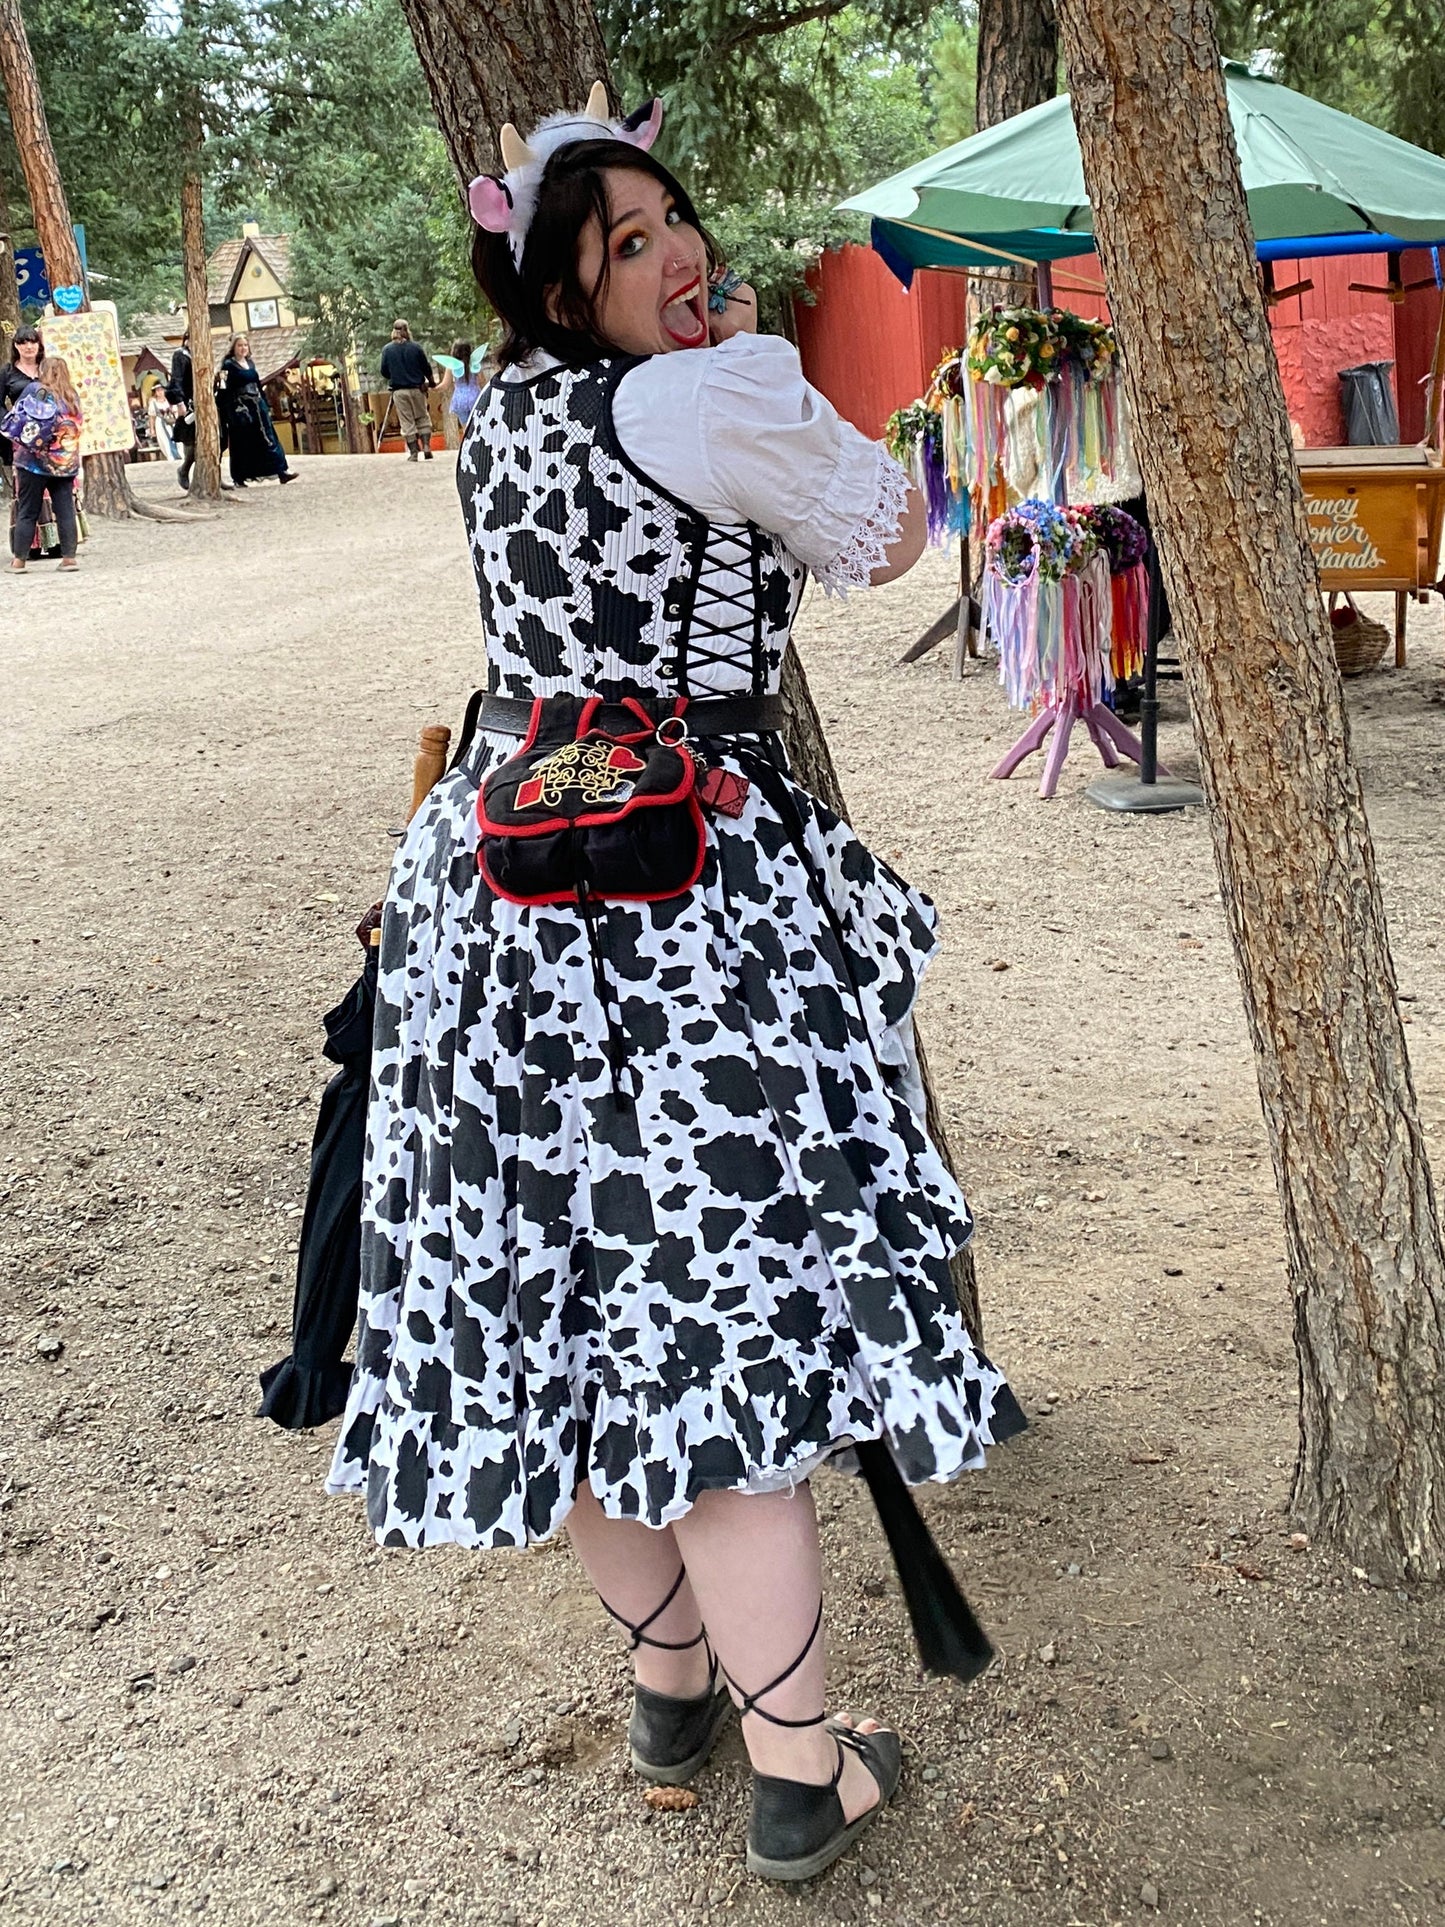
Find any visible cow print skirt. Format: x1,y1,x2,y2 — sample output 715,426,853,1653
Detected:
326,734,1022,1547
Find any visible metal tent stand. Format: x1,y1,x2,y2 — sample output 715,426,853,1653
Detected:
1085,623,1204,813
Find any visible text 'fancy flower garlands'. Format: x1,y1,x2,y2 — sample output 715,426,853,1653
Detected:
467,82,664,266
983,499,1148,711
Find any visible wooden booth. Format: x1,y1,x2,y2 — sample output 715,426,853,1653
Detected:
1297,445,1445,664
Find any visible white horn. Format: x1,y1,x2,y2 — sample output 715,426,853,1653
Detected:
585,80,610,122
499,123,535,172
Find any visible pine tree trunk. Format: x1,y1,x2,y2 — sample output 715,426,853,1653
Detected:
0,0,83,291
397,0,985,1341
1054,0,1445,1578
0,0,149,520
180,120,223,501
976,0,1058,127
395,0,613,180
974,0,1058,308
0,155,21,347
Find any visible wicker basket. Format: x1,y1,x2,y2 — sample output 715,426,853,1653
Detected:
1328,591,1388,677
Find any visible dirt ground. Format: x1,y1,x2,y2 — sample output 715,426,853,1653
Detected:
3,453,1445,1927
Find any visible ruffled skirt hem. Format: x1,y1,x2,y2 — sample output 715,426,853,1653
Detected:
325,1345,1025,1549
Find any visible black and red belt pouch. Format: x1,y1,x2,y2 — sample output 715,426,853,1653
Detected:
477,694,705,906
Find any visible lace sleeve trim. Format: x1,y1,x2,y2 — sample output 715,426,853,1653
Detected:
810,447,912,598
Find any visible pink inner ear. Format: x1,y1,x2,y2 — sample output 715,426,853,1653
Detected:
630,98,663,152
468,176,513,232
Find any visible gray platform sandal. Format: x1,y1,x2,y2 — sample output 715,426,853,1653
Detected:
602,1567,734,1785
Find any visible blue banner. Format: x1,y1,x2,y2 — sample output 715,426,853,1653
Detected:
13,228,89,311
15,246,50,309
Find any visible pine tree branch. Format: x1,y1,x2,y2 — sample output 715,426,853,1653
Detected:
715,2,850,54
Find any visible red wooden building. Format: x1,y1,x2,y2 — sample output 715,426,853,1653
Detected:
793,241,1442,449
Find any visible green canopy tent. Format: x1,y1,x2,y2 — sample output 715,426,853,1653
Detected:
841,60,1445,277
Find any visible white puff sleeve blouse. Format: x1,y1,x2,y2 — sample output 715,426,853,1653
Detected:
611,333,911,595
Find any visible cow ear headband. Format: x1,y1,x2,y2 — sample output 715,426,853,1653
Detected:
468,82,664,269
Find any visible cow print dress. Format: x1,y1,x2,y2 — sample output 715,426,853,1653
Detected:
327,342,1022,1548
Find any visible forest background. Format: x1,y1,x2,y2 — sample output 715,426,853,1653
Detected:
2,0,1442,369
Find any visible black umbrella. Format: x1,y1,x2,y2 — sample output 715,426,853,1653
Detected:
257,914,379,1429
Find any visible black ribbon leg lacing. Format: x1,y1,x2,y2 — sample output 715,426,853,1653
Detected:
717,1597,826,1730
599,1566,719,1691
599,1565,706,1653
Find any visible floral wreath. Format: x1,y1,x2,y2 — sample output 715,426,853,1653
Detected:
927,346,969,402
884,399,941,466
985,499,1088,585
967,306,1119,389
967,307,1059,389
1049,309,1118,383
1074,503,1147,573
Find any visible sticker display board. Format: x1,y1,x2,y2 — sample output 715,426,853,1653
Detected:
40,306,135,456
1300,464,1445,591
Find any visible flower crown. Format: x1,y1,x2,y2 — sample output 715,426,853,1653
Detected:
468,82,664,269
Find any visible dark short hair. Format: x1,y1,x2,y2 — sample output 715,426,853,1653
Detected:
9,325,42,367
473,139,720,368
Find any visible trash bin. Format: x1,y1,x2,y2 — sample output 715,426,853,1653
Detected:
1338,362,1400,446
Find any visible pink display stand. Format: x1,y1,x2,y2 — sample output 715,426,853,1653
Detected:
989,694,1161,801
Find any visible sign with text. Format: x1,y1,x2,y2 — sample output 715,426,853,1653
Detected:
1300,466,1445,591
40,306,135,457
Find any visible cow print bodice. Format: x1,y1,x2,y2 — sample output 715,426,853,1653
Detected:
457,357,808,703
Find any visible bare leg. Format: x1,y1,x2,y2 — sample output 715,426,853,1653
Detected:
672,1485,884,1827
565,1483,711,1698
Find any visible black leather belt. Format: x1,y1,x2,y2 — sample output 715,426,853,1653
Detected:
478,692,786,738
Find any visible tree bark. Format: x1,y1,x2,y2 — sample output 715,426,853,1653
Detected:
0,0,156,519
0,153,21,347
976,0,1058,128
974,0,1058,309
395,0,613,182
0,0,83,292
398,0,984,1341
1054,0,1445,1578
180,118,223,501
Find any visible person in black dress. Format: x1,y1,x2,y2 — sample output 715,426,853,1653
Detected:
217,336,295,487
2,325,44,488
166,338,199,490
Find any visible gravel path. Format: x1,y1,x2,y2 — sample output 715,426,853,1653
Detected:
3,454,1444,1926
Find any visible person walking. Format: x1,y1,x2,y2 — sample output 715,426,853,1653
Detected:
379,318,435,460
439,338,486,432
3,353,83,572
218,335,295,488
165,336,197,491
326,92,1021,1884
146,383,178,461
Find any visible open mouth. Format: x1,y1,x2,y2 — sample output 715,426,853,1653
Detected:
660,279,707,347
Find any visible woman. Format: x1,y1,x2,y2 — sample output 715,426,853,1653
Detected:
217,335,295,487
2,325,44,488
438,337,486,432
3,354,83,573
146,381,178,461
326,93,1021,1881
